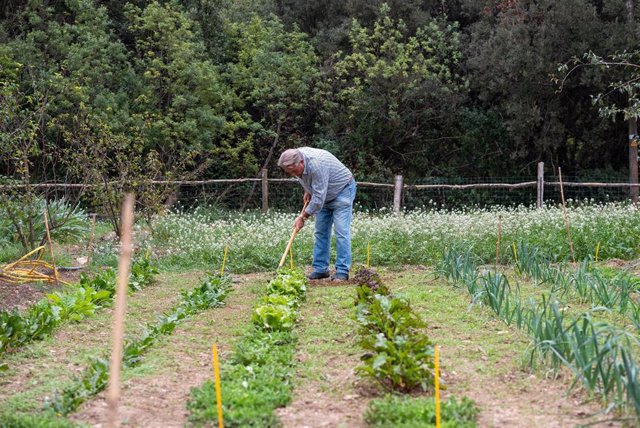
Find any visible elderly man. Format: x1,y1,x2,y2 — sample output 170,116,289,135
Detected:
278,147,356,281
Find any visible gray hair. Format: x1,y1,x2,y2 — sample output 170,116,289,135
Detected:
277,149,302,168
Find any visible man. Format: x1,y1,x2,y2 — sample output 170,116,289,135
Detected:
278,147,356,281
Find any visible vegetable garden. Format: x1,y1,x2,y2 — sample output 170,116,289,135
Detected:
1,200,640,427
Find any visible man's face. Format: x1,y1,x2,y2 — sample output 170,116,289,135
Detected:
282,161,304,177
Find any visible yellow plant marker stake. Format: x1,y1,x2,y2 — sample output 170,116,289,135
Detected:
595,240,601,263
289,246,294,269
435,345,441,428
366,241,371,268
212,344,224,428
220,245,229,275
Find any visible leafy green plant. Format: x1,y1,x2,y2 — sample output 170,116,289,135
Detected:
252,303,295,331
0,256,158,358
189,330,296,428
266,268,307,298
356,294,435,392
129,252,159,291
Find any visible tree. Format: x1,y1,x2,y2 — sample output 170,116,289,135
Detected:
222,15,321,172
321,4,467,178
464,0,633,175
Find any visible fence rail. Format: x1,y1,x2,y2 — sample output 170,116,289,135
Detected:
1,163,638,212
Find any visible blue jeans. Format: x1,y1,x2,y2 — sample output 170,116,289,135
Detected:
312,180,357,276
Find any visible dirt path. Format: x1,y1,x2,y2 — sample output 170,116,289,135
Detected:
70,274,264,427
394,270,622,428
276,281,369,428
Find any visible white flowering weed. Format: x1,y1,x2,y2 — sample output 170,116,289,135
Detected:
137,202,640,272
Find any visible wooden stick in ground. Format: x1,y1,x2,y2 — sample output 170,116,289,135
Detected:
279,227,300,269
558,168,576,263
277,201,309,269
496,215,502,267
43,210,59,286
106,193,135,428
86,214,97,268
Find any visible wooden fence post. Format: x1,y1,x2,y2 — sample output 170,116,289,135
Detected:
537,162,544,209
393,175,403,214
261,168,269,213
629,120,638,203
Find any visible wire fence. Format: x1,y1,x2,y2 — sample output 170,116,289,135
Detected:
2,172,637,214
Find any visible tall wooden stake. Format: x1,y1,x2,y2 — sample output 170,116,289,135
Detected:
43,210,59,286
495,215,502,267
86,213,97,268
558,168,575,263
106,194,135,428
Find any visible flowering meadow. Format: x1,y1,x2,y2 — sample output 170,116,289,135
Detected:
99,202,640,273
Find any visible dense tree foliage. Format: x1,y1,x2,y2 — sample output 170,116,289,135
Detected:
0,0,638,187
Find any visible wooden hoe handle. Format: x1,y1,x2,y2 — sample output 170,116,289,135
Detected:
277,201,309,269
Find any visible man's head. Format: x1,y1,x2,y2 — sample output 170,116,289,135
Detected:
278,149,304,177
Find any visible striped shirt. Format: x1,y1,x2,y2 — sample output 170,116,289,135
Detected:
297,147,353,216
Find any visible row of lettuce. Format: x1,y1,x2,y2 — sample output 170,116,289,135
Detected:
438,243,640,420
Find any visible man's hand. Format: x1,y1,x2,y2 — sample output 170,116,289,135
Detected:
294,215,305,231
303,192,311,204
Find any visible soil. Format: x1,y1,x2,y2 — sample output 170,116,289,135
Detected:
0,269,82,312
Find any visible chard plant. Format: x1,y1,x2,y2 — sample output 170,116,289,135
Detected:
354,268,435,393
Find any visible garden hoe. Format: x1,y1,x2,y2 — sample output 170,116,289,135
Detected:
277,201,309,268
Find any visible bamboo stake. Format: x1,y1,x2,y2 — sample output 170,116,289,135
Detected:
289,245,294,269
366,241,371,268
220,245,229,275
86,214,97,268
106,194,135,428
558,168,576,263
43,210,59,286
495,215,502,267
212,343,224,428
435,345,441,428
278,202,309,269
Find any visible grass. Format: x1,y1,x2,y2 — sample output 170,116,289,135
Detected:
389,270,532,383
294,283,361,392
